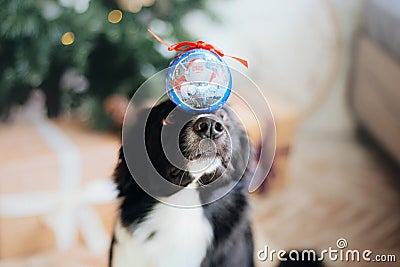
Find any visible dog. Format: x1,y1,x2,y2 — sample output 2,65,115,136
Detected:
110,99,256,267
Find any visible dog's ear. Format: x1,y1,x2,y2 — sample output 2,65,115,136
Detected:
114,101,181,197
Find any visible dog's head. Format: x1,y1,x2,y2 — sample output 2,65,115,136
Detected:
117,99,254,197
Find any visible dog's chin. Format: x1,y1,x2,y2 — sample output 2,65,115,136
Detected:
186,153,226,183
189,152,225,162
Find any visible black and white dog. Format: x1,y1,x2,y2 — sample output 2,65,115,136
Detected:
110,100,255,267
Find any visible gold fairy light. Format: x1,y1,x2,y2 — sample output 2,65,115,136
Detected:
61,32,75,45
108,10,123,24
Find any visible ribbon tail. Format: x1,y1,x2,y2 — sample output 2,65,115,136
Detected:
226,55,249,68
147,29,173,50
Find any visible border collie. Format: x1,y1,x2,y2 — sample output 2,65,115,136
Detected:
110,100,255,267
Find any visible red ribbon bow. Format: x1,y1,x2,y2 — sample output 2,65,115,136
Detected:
148,29,248,68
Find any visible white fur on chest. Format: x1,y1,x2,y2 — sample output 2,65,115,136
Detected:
112,187,213,267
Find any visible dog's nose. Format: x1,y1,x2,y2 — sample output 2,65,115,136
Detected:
193,117,225,139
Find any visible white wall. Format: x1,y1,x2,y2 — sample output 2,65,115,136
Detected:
182,0,364,133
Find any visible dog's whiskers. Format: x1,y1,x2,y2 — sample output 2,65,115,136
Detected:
177,170,185,186
197,178,205,187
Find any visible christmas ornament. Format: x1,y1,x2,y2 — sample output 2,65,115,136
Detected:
166,48,232,112
148,29,248,113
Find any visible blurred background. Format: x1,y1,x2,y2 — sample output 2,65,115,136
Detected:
0,0,399,266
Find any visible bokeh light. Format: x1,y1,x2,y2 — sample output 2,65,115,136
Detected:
108,10,123,24
127,2,142,13
117,0,156,13
142,0,155,7
61,32,75,45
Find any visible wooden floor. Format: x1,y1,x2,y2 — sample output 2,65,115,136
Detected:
251,130,400,267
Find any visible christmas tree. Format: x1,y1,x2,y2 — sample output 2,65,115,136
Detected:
0,0,207,129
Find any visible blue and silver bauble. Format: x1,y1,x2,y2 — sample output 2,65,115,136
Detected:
166,49,232,113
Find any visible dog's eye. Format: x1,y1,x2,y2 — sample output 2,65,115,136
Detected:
162,114,175,125
216,110,229,123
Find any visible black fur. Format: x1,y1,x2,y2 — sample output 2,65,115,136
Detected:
110,100,255,267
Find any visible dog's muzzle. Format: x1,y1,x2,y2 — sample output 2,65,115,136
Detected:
192,116,225,140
